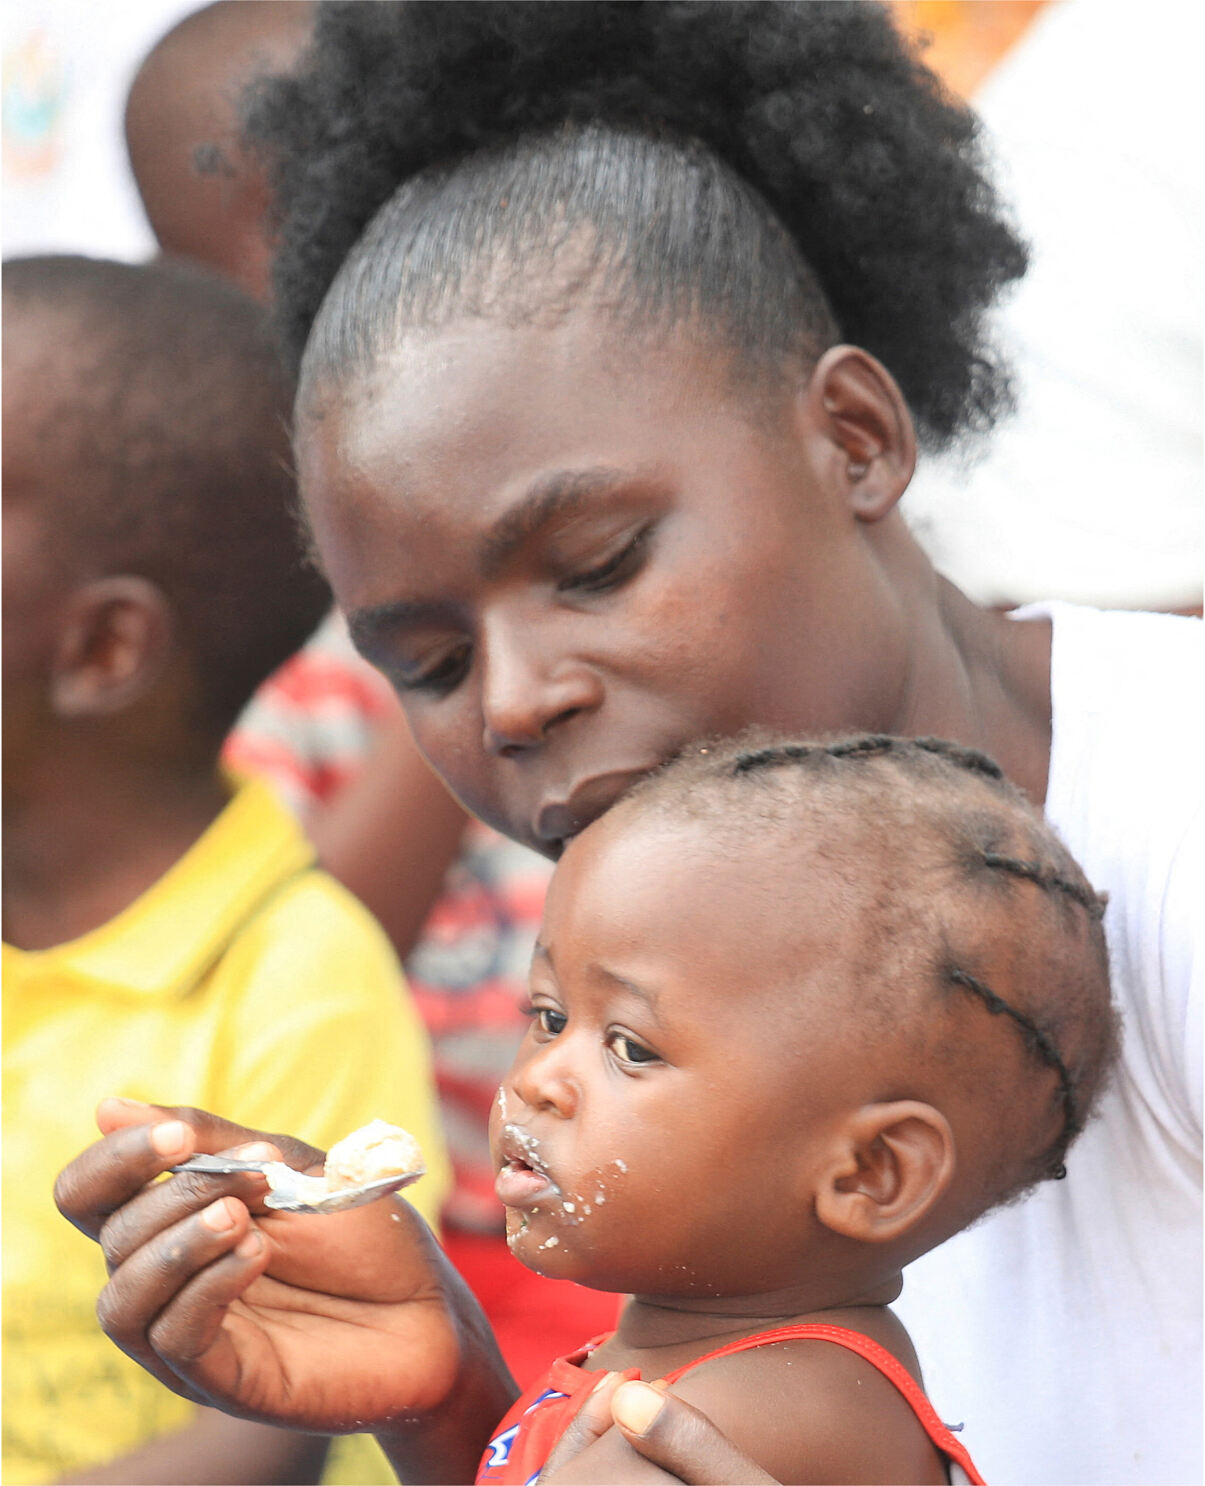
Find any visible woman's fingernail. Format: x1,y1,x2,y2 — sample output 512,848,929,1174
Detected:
108,1096,149,1108
149,1121,190,1157
234,1231,262,1259
590,1370,616,1395
201,1198,237,1232
233,1142,278,1162
613,1380,665,1436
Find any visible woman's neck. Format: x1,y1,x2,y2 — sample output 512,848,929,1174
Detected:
890,555,1053,806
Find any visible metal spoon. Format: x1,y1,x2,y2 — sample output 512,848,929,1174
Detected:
168,1152,425,1214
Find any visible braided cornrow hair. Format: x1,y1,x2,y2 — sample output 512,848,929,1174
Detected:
242,1,1027,450
628,731,1118,1196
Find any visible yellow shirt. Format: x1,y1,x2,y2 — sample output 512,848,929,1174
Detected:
3,775,449,1484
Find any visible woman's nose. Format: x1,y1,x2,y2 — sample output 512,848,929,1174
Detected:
480,619,603,757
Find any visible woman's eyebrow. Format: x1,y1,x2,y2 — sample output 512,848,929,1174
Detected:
347,466,650,644
480,466,638,578
347,596,458,650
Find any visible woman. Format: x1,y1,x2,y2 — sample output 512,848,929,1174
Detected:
55,5,1200,1482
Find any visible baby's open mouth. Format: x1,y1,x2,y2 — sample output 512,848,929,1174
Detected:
495,1127,561,1208
495,1155,559,1207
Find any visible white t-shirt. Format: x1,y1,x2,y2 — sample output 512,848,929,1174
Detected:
895,603,1202,1485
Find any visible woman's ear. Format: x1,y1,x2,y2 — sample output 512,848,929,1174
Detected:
815,1100,955,1244
800,345,917,521
50,576,173,719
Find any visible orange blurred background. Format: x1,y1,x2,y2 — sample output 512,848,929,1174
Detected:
889,0,1050,98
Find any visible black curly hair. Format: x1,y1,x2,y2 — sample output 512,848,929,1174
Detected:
621,731,1119,1210
243,0,1028,449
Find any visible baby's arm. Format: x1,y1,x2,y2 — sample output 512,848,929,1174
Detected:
55,1409,328,1485
545,1340,949,1485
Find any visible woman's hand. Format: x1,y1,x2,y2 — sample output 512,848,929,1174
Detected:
55,1100,516,1482
540,1375,778,1484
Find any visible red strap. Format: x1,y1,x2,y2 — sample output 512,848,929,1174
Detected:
661,1322,986,1485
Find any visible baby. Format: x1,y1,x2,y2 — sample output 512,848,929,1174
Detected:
480,732,1119,1483
52,732,1119,1485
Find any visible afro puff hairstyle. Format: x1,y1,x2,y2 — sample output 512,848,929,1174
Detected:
244,1,1028,449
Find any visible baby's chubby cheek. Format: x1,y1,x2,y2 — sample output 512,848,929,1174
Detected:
502,1155,636,1271
556,1155,631,1225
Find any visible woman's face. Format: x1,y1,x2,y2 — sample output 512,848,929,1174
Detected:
297,309,910,855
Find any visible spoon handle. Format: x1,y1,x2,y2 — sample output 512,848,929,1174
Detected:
168,1154,272,1175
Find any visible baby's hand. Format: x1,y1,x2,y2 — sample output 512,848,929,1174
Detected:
54,1099,462,1432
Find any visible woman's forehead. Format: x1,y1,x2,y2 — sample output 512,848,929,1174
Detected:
296,314,783,572
302,307,772,473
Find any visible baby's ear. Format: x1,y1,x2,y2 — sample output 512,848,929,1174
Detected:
815,1101,955,1244
51,576,173,719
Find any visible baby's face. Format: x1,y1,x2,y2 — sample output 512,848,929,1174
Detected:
490,806,868,1298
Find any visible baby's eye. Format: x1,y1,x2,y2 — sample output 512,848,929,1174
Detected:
607,1031,660,1067
535,1007,567,1037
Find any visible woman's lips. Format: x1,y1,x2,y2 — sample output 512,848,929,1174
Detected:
495,1158,557,1207
534,768,656,852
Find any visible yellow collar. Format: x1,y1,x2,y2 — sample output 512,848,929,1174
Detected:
4,775,315,1000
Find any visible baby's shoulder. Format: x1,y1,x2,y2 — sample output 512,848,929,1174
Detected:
666,1321,949,1485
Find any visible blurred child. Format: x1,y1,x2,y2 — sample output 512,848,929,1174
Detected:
1,254,450,1485
48,732,1120,1484
123,0,608,1384
123,0,316,303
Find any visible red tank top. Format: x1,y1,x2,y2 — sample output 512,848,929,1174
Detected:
476,1322,986,1484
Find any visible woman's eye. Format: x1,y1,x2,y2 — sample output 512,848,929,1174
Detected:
559,526,651,596
395,643,471,695
608,1032,660,1066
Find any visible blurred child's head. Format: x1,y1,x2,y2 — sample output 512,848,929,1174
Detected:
491,733,1117,1302
2,255,328,785
125,1,315,301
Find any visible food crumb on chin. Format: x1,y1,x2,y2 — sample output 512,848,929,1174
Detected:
538,1235,560,1250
